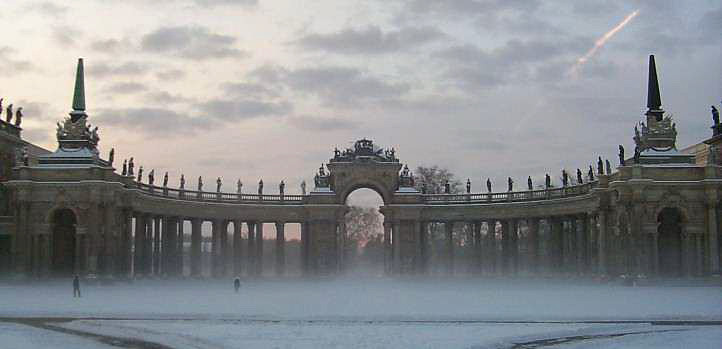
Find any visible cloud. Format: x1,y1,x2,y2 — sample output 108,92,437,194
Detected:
699,7,722,44
103,82,148,94
143,91,194,105
140,26,248,60
25,1,69,17
287,115,360,131
87,61,150,77
89,38,133,53
191,0,257,6
94,107,213,136
249,65,410,107
401,0,540,18
222,82,280,99
51,25,82,46
295,25,445,54
200,99,292,121
0,47,35,76
156,69,186,81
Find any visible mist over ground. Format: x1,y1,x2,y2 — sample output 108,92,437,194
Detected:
1,278,720,348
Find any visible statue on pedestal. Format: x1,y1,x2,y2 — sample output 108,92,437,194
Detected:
562,170,568,187
576,168,583,184
545,173,551,188
180,174,185,189
588,165,594,181
0,98,3,121
163,172,168,187
137,166,143,182
108,148,114,165
527,176,532,191
22,147,28,166
279,180,285,196
14,107,22,127
597,156,603,175
128,157,135,176
237,179,243,194
198,176,203,191
507,177,513,192
216,177,222,192
605,160,612,174
633,145,641,164
300,180,306,195
466,178,471,193
5,104,12,124
258,179,264,195
444,179,450,194
618,145,625,166
712,105,719,125
122,159,127,176
319,164,325,176
486,178,491,193
148,169,155,185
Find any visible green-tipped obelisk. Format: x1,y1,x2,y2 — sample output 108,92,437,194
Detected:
70,58,87,122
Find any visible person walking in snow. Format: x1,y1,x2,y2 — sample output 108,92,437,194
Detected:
234,277,241,293
73,275,81,298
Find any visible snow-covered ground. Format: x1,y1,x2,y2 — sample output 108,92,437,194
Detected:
0,278,720,348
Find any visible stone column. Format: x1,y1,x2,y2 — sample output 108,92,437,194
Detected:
153,217,161,275
133,214,144,277
486,220,497,275
247,221,256,277
383,222,392,275
393,220,402,274
176,219,184,277
415,220,424,274
220,220,229,277
233,220,243,276
444,221,454,275
336,221,346,273
550,217,563,273
301,222,309,276
708,202,720,275
597,211,607,275
568,216,578,274
472,221,482,275
256,222,264,277
161,216,170,276
579,214,589,274
117,210,132,278
500,220,510,275
527,218,539,274
509,219,519,275
166,217,178,277
276,222,286,276
144,217,153,275
190,218,202,277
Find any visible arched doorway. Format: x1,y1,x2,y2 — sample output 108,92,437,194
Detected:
657,207,683,277
52,208,77,275
344,188,385,276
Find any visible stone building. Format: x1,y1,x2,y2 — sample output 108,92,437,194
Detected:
1,56,720,279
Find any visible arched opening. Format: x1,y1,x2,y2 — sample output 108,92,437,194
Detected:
52,208,77,276
344,188,385,276
657,207,683,277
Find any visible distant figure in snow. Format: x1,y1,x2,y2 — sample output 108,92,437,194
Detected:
73,275,81,298
234,277,241,293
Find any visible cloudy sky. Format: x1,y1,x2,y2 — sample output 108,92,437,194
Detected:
2,0,720,203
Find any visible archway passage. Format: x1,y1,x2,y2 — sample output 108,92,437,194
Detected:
52,209,77,276
344,188,385,276
658,207,683,277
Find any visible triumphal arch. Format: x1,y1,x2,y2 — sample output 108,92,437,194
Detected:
1,56,720,279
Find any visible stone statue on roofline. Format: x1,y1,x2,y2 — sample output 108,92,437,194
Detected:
180,174,185,189
108,148,114,165
507,177,513,192
14,107,22,127
444,179,450,194
128,157,134,176
6,104,13,124
237,179,243,194
605,160,612,174
597,157,603,175
279,180,285,195
527,176,532,191
545,173,551,188
122,159,127,175
466,178,471,193
562,170,568,187
217,177,222,192
618,145,625,166
486,178,491,193
163,172,168,187
300,180,306,195
258,179,264,195
148,169,155,185
576,169,583,184
198,176,203,191
712,106,719,126
137,166,143,182
588,166,594,181
0,98,3,121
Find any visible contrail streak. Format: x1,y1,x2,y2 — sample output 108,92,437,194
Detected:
570,9,640,76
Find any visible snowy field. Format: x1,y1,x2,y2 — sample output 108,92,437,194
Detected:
1,278,720,348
